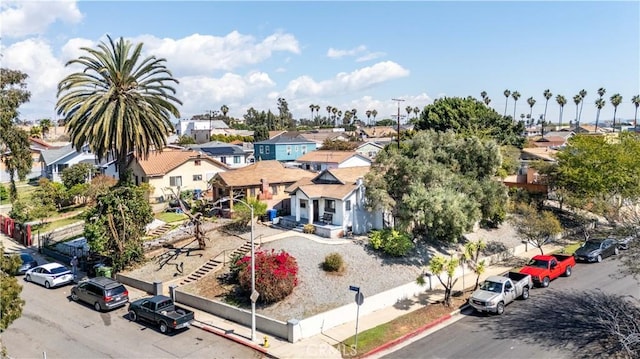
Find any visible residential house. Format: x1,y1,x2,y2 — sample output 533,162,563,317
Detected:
574,124,608,134
254,133,317,162
186,141,252,168
128,148,229,202
295,150,372,172
532,131,574,149
176,118,230,144
1,137,55,183
358,126,397,139
284,166,383,238
39,143,98,183
355,141,384,159
209,160,313,213
298,129,350,148
502,147,559,194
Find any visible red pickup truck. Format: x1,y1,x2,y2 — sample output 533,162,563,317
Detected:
519,254,575,288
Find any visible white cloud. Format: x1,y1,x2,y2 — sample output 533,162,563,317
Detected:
0,0,82,38
130,31,300,76
327,45,367,58
356,52,386,62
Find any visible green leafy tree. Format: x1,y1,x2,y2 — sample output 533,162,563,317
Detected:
368,228,414,257
33,178,69,210
39,118,52,139
29,125,42,138
414,96,525,147
176,135,196,145
511,203,563,255
253,125,269,142
85,175,117,204
57,35,181,180
427,255,459,306
0,244,25,332
8,198,32,223
365,130,507,243
320,139,358,151
462,239,487,290
0,68,33,201
83,184,154,272
61,163,95,189
232,197,267,226
0,184,8,203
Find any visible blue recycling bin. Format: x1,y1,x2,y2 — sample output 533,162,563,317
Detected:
267,209,278,221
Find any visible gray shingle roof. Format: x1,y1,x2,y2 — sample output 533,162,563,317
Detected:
40,144,77,165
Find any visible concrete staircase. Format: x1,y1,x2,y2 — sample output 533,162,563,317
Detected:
147,223,173,237
178,240,259,286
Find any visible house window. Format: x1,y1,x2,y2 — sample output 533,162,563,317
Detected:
193,174,202,181
169,176,182,187
259,145,264,154
300,201,306,208
325,199,335,213
286,145,292,155
220,156,227,164
194,160,201,166
295,146,299,152
265,146,270,154
250,188,256,197
234,156,241,164
346,200,351,211
315,164,322,171
271,185,278,195
301,145,307,154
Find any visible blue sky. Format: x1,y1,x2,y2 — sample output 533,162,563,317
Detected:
2,1,639,125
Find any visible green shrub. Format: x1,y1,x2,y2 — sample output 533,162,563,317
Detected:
237,249,299,303
303,224,315,234
323,252,345,273
368,228,414,257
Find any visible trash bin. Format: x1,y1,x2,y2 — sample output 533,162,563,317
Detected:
95,266,112,278
267,209,278,221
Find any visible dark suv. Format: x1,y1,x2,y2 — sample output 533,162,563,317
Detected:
70,277,129,311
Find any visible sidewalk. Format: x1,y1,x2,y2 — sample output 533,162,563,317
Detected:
1,231,566,359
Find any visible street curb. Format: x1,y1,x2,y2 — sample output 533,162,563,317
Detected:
361,303,471,358
191,321,275,357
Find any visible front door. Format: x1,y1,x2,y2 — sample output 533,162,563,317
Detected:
313,200,319,222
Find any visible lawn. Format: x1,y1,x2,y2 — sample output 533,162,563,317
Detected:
155,211,188,223
31,215,84,233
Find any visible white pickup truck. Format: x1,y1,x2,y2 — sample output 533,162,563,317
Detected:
468,272,533,315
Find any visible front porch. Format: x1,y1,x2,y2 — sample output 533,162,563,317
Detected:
279,216,345,238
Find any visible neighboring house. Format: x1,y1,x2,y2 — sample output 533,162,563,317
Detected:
39,143,98,183
285,166,383,238
1,137,55,183
128,148,229,202
574,125,606,134
358,126,397,139
298,129,350,148
532,131,574,148
355,141,384,159
254,133,317,162
186,141,252,168
209,160,314,213
502,147,558,194
176,118,230,144
295,150,372,172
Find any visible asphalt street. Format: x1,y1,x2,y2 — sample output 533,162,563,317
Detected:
383,254,640,359
1,247,264,359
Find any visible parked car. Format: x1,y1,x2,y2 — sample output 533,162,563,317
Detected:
469,272,533,315
617,235,637,250
17,253,39,275
71,277,129,311
128,295,194,334
519,254,575,288
574,238,619,263
25,263,74,289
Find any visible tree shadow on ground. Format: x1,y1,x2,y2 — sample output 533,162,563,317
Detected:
477,289,640,358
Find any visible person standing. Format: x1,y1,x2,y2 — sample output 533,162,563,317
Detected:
70,255,79,279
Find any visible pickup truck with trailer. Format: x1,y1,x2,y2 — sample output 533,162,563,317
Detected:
468,272,533,315
519,254,575,288
127,295,194,334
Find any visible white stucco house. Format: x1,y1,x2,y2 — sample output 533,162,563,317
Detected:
284,166,383,238
295,150,372,172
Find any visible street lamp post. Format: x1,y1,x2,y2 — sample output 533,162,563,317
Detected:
224,197,257,342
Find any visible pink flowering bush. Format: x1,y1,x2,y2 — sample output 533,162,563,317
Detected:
236,249,299,303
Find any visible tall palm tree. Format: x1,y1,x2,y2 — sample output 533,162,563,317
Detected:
632,95,640,130
542,89,553,124
332,107,338,127
556,95,567,128
309,104,315,122
511,91,521,120
594,98,606,131
573,94,582,128
484,97,491,106
520,113,525,123
597,87,606,98
578,89,587,123
371,109,378,124
57,35,181,177
527,97,536,120
326,106,332,123
365,110,372,125
30,126,42,138
405,105,412,120
413,106,420,119
609,93,623,132
220,104,229,117
314,105,321,125
480,91,487,102
39,118,52,139
503,89,511,117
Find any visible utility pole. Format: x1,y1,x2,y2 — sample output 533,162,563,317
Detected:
392,98,405,149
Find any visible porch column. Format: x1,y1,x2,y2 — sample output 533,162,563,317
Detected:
295,197,301,222
308,199,314,224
